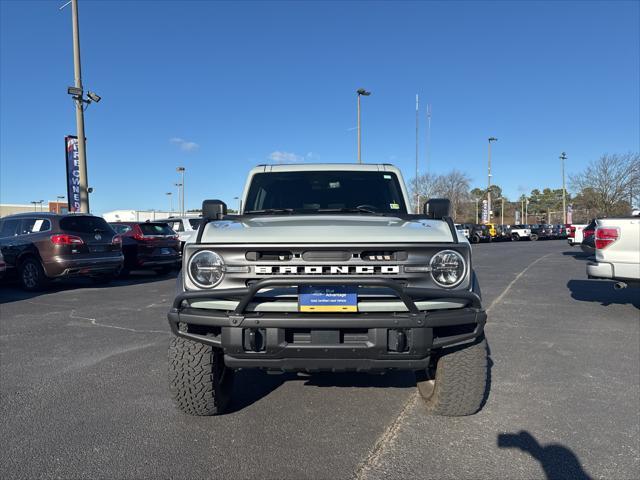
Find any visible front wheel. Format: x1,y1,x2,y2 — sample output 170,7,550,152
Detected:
530,233,539,241
470,235,480,244
19,257,49,291
169,336,234,415
415,336,488,416
511,233,520,241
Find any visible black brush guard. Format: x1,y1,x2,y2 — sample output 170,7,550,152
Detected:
167,278,486,371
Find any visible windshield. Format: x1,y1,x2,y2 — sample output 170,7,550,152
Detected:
244,171,407,214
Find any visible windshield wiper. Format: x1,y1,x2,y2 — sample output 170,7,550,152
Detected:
244,208,295,215
316,206,387,215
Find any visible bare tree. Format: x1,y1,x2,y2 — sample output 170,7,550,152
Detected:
434,170,472,219
570,153,640,216
410,170,471,219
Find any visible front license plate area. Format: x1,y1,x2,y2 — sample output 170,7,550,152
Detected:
298,285,358,312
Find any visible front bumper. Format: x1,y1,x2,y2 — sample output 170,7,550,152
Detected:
167,278,486,372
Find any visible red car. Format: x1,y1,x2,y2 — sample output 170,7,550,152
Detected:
109,222,180,276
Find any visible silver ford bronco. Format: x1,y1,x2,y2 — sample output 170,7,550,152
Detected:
168,164,488,416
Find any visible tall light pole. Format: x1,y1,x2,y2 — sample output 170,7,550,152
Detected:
70,0,89,213
166,192,173,214
174,183,182,215
176,167,185,216
475,198,479,224
560,152,567,224
356,88,371,164
415,94,420,213
487,137,498,223
525,198,529,224
30,201,38,212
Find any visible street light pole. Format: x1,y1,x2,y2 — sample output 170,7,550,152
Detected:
174,183,182,215
560,152,567,224
356,88,370,164
70,0,90,214
415,94,419,213
475,198,479,224
177,167,185,216
525,198,529,224
166,192,173,214
487,137,498,224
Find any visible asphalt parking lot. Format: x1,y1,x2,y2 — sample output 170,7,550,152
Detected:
1,241,638,480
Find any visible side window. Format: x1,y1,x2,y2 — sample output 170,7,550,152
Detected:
112,224,132,235
0,219,20,238
19,218,51,235
172,221,184,232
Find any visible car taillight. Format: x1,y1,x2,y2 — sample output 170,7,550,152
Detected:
595,227,620,250
112,235,122,246
51,234,84,245
569,226,576,238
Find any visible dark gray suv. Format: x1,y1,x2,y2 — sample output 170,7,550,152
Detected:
0,213,123,290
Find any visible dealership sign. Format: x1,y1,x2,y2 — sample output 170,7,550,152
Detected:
65,136,81,212
481,199,488,223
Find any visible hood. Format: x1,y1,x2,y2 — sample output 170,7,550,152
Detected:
198,215,459,244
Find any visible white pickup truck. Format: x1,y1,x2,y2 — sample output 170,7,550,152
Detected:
568,224,588,246
586,216,640,289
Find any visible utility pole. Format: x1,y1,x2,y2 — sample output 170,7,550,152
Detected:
426,103,431,174
70,0,89,213
525,198,529,224
356,88,370,164
475,198,479,224
560,152,567,224
177,167,185,216
415,94,419,213
487,137,498,223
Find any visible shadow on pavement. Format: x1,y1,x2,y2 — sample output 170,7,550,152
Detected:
226,370,415,414
561,250,590,260
497,431,592,480
0,270,177,305
567,279,640,308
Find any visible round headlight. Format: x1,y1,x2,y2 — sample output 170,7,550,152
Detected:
188,250,225,288
430,250,466,288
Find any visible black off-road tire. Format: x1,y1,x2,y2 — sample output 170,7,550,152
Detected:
168,336,234,415
19,256,49,291
511,233,520,241
470,235,480,244
530,233,539,241
415,336,488,416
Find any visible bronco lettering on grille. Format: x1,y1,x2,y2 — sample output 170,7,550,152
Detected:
254,265,400,275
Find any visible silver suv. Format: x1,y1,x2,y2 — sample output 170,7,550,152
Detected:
168,164,488,416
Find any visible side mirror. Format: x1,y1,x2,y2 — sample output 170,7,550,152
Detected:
202,199,227,220
423,198,451,219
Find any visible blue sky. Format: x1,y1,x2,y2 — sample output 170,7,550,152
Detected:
1,0,638,214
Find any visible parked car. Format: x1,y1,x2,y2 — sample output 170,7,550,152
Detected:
461,224,492,243
109,221,180,276
0,251,6,280
485,223,498,239
0,213,123,290
528,224,549,241
495,224,512,241
156,216,202,251
580,219,598,255
568,224,588,246
454,223,470,239
509,224,532,241
587,215,640,288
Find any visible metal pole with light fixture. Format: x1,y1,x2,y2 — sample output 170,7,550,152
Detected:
487,137,497,223
415,94,419,213
560,152,567,224
166,192,173,214
177,167,185,216
475,198,479,224
356,88,370,164
174,183,182,214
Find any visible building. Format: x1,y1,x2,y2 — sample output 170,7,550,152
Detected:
0,201,68,218
102,210,175,222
